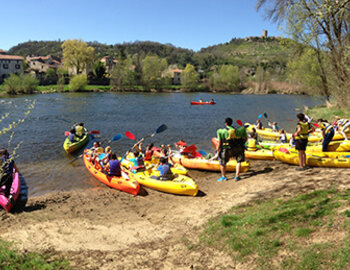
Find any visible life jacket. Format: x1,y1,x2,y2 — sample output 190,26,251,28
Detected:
144,150,153,161
247,139,257,151
136,156,144,167
339,119,350,126
75,126,84,137
295,121,310,140
321,122,334,135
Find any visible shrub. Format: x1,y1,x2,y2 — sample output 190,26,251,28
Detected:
69,74,87,92
3,74,38,95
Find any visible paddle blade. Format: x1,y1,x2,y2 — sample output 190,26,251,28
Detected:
258,114,262,119
198,150,208,156
125,131,136,140
264,113,268,118
313,123,320,128
236,120,243,126
155,124,167,134
112,134,123,141
89,130,100,134
64,131,70,136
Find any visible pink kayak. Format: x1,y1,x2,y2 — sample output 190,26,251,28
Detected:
0,170,20,212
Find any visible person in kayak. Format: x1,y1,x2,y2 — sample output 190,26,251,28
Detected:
317,119,335,152
105,153,121,177
89,141,103,163
0,148,19,203
336,118,350,140
255,119,263,129
153,157,172,180
210,99,215,103
250,127,258,141
75,123,85,138
98,146,112,167
293,113,313,170
279,129,287,143
68,128,78,143
268,121,279,131
127,150,145,172
143,143,154,161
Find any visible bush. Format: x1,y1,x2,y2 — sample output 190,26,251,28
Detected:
3,74,38,95
69,74,87,92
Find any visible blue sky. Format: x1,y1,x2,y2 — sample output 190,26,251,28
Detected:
1,0,282,51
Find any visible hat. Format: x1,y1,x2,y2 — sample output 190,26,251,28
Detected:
176,141,187,146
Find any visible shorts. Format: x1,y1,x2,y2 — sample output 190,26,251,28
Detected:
231,147,245,163
295,139,308,151
219,148,232,165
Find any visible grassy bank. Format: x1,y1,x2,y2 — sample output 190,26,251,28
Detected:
0,238,70,269
306,105,350,121
199,189,350,269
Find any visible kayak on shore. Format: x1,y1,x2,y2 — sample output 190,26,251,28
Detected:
0,170,20,212
83,150,140,195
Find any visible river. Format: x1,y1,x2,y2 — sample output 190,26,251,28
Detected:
0,92,324,196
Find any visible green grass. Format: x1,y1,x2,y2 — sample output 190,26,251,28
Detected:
306,105,350,121
200,189,350,269
0,238,70,269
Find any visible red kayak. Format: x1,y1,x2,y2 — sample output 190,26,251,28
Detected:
190,101,216,105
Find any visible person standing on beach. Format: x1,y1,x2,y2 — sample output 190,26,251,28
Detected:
293,113,312,170
317,119,335,152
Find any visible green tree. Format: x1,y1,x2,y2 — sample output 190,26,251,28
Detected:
181,64,199,90
257,0,350,106
210,65,240,91
142,55,168,91
93,61,105,79
3,74,38,95
69,74,87,92
110,57,137,91
45,68,58,84
62,39,95,75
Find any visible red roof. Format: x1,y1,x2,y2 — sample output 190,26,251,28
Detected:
170,69,183,73
0,55,23,60
0,49,6,54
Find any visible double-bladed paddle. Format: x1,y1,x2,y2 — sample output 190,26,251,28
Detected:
64,130,100,137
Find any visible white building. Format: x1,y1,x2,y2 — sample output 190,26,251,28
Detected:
0,50,24,83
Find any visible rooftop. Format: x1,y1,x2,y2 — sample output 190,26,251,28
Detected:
0,55,23,60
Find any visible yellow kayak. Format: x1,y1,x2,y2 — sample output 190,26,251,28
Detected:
273,148,350,168
245,123,349,143
269,140,350,152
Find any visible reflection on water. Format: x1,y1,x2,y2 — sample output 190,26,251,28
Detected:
0,92,323,196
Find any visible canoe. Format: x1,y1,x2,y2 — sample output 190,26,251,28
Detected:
190,101,216,105
211,137,274,160
83,150,139,195
0,170,20,212
127,168,199,196
63,133,89,154
264,140,350,152
171,152,250,172
273,148,350,168
146,158,188,175
245,123,350,143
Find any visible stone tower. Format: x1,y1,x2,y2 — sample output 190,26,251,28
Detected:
262,29,268,38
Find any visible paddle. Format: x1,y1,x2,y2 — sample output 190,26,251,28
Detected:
198,150,208,156
263,112,272,123
258,114,262,119
236,119,243,127
64,130,100,136
313,123,320,128
121,124,168,162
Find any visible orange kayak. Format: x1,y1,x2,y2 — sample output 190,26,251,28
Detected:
83,150,139,195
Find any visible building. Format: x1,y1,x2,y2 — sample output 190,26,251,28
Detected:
26,55,62,81
0,50,24,83
100,56,117,73
169,68,183,85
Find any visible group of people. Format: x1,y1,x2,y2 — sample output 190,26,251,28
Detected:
68,123,86,143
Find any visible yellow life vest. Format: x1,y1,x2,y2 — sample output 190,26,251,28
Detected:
247,138,257,151
75,126,84,137
295,121,309,140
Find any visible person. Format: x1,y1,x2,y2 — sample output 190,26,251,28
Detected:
75,123,85,138
127,150,145,172
293,113,313,170
279,129,287,143
89,141,103,163
153,157,172,180
255,119,263,129
250,127,258,141
337,118,350,140
210,98,215,103
98,146,112,167
230,122,248,181
0,148,19,203
143,143,154,161
174,140,187,150
317,119,335,152
268,121,279,131
199,98,203,103
68,128,78,143
105,153,121,177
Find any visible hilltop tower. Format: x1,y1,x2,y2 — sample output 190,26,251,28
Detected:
262,29,268,38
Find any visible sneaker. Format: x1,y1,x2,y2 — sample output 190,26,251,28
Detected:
296,167,304,171
234,176,241,181
303,166,308,170
217,176,227,182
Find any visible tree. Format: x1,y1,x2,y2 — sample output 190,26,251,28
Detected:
181,64,199,90
45,68,58,84
210,65,240,91
257,0,350,106
142,55,168,91
93,61,105,79
110,57,137,91
62,39,95,75
69,74,87,92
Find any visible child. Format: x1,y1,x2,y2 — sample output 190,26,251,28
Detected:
255,119,263,129
268,121,279,131
153,157,172,180
250,127,258,141
105,154,121,177
279,129,287,143
128,150,145,173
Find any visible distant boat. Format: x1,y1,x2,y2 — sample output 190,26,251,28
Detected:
190,101,216,105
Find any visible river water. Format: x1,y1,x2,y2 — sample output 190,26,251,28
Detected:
0,92,323,196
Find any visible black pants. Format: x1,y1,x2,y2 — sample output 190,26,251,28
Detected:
0,174,13,197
